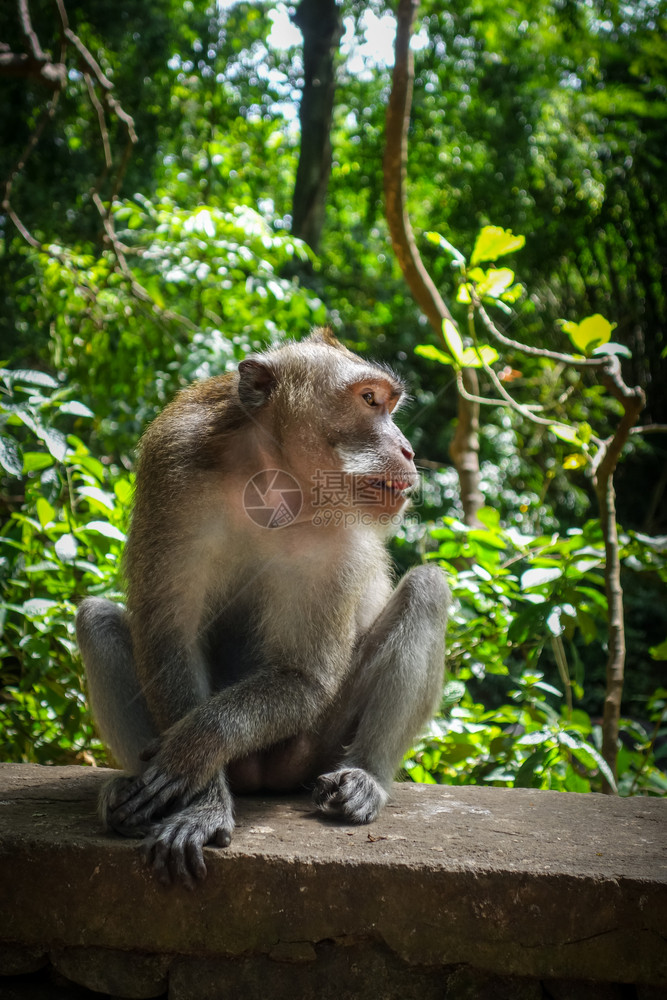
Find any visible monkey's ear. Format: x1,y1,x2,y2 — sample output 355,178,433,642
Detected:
238,358,276,408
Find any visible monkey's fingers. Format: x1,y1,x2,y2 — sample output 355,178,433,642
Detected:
143,810,234,888
313,768,388,824
110,768,182,826
143,821,207,890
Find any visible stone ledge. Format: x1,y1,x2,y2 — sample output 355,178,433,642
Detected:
0,764,665,999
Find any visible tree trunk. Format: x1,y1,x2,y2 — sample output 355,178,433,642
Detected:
384,0,483,526
291,0,343,253
593,361,645,792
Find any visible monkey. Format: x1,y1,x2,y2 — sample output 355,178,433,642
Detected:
76,327,449,887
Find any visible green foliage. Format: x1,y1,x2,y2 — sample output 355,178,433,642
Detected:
0,368,128,763
30,199,325,456
402,511,667,795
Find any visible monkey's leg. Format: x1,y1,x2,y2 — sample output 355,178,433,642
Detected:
77,597,161,836
78,598,235,874
313,564,450,823
77,597,158,771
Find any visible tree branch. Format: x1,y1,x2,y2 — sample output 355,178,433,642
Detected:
383,0,454,332
476,301,602,370
384,0,483,524
473,291,645,792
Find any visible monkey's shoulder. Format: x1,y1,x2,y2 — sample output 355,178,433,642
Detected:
138,373,245,470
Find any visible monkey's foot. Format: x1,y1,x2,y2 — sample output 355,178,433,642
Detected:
142,799,235,889
313,768,388,824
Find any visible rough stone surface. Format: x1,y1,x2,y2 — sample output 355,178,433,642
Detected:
0,763,665,999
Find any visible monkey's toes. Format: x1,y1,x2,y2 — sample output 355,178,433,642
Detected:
313,768,388,824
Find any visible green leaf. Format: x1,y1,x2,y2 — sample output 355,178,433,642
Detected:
7,370,59,390
36,497,55,529
55,533,78,562
78,486,115,511
414,344,455,367
22,452,53,473
521,567,563,589
560,314,615,355
591,342,632,359
470,226,525,266
442,319,464,364
0,435,22,477
649,638,667,661
475,267,515,298
548,423,582,445
83,520,126,542
442,680,466,709
114,478,133,505
514,749,546,788
458,345,500,368
59,400,94,418
21,598,59,617
424,231,466,267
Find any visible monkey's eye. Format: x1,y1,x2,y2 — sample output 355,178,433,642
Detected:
362,391,377,407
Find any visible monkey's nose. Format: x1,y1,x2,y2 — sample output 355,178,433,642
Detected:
401,445,415,462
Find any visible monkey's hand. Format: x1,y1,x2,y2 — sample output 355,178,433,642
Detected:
100,774,159,839
141,777,235,889
313,768,388,824
108,727,213,831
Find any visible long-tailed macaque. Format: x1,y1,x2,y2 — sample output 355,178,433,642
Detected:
76,328,449,887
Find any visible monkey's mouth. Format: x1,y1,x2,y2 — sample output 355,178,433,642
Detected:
364,477,413,496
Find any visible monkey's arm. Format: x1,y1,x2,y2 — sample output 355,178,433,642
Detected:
109,666,334,829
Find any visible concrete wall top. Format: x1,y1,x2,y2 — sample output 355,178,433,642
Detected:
0,763,665,988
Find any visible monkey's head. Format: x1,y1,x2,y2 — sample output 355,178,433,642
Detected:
237,329,418,522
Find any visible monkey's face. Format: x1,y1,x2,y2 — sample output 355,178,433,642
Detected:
238,337,418,525
324,373,418,519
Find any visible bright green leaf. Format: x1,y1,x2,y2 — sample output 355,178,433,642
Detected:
563,454,588,470
521,566,563,589
470,226,525,266
414,344,455,367
78,486,115,511
7,370,59,390
549,423,582,445
21,598,59,617
649,638,667,661
592,342,632,359
560,314,615,355
22,452,53,474
83,520,126,542
59,400,94,418
475,267,515,298
442,319,464,364
424,231,466,267
36,497,55,529
458,345,500,368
